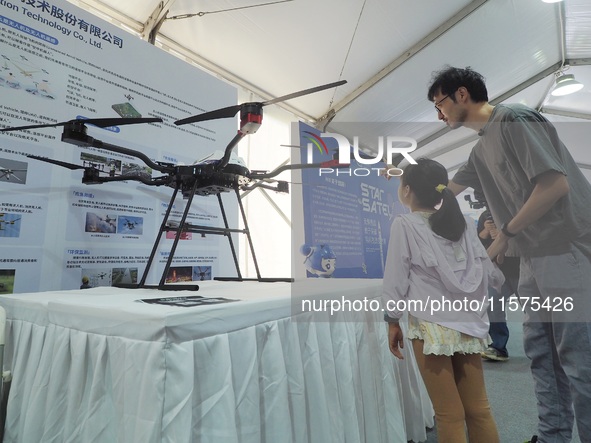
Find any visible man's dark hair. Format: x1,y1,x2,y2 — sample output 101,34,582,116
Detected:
427,66,488,103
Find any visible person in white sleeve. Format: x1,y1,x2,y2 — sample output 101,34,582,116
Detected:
382,158,504,443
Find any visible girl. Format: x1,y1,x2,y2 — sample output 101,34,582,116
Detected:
382,158,503,443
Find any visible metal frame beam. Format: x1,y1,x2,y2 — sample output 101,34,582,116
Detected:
323,0,489,119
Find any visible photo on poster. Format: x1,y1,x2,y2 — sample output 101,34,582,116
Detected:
80,152,121,176
121,161,152,181
80,151,152,182
0,247,41,293
0,194,48,246
0,157,28,184
118,216,144,235
0,142,56,189
111,102,142,118
78,267,138,289
112,267,138,286
0,51,57,100
0,213,22,237
85,212,117,233
80,268,112,288
165,266,193,283
166,230,192,240
193,266,212,281
0,269,16,294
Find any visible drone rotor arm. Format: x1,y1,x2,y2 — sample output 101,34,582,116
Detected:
61,133,174,174
86,175,172,187
247,161,347,180
241,180,288,193
216,132,247,171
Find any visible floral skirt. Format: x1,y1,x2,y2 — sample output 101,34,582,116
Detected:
407,314,489,356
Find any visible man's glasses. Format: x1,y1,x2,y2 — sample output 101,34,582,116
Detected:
434,95,450,113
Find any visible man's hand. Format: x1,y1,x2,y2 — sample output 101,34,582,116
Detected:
380,164,400,180
388,323,405,359
486,220,499,239
487,234,509,264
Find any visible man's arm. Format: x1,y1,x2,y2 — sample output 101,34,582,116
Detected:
447,179,467,197
503,170,569,234
487,170,569,261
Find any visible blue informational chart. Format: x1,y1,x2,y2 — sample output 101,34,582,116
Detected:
297,122,407,279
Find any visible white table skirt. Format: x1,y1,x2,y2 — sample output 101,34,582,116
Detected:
0,280,433,443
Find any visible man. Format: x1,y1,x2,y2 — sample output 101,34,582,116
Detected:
427,66,591,443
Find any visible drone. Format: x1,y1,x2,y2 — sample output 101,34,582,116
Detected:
100,215,117,227
122,218,138,230
1,80,349,290
0,164,26,181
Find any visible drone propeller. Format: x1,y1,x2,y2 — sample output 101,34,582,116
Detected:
1,117,162,132
175,80,347,126
27,154,87,170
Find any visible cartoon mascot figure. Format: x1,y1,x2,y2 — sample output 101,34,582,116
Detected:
300,244,336,278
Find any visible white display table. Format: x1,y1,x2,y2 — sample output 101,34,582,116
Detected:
0,279,433,443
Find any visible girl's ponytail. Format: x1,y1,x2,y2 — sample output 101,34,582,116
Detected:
401,158,466,242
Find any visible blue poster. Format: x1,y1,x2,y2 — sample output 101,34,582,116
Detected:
298,122,407,278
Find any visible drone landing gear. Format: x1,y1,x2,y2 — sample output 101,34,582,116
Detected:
130,174,291,291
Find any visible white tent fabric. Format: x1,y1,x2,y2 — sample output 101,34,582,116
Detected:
69,0,591,163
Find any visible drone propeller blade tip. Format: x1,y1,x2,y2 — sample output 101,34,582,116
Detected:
174,105,241,126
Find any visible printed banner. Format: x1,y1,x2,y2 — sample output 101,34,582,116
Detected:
0,0,238,292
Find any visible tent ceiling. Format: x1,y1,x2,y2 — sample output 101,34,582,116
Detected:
70,0,591,171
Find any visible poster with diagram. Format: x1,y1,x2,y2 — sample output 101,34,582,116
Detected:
0,0,238,292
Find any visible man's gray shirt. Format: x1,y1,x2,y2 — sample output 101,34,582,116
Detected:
453,104,591,258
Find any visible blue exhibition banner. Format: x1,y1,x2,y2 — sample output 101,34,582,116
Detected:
298,122,407,279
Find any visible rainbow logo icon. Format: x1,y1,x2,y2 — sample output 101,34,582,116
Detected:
303,131,329,155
